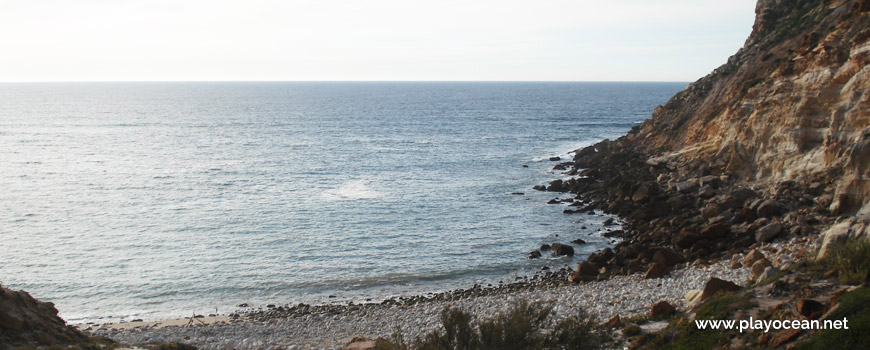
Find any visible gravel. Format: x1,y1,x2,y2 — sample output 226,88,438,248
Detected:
90,261,750,349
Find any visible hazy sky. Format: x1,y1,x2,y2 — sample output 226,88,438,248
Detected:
1,0,758,82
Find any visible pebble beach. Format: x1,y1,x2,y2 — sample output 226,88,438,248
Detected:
88,261,751,349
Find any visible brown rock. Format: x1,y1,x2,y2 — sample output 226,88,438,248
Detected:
699,277,742,301
345,336,381,350
675,230,699,249
750,258,772,280
755,222,783,242
700,222,731,239
577,261,600,276
550,243,574,256
743,249,766,267
797,299,825,319
603,315,622,328
588,248,615,264
644,262,671,279
756,200,783,218
650,300,676,319
653,248,685,267
568,271,595,283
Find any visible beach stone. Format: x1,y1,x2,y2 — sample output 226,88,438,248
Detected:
700,222,730,239
603,218,615,226
603,315,621,328
755,222,782,242
674,180,697,193
650,301,676,319
675,230,699,249
568,271,595,283
588,248,615,264
699,277,741,301
756,266,779,283
643,262,671,279
756,200,783,218
577,261,600,276
528,250,542,259
750,259,772,280
743,249,766,267
550,243,574,257
722,188,756,209
571,238,587,245
652,248,685,267
540,244,551,251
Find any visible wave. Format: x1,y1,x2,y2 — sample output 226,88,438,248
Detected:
321,179,383,201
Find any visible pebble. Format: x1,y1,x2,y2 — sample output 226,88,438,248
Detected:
90,262,750,349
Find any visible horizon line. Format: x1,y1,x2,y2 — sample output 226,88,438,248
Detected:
0,80,692,84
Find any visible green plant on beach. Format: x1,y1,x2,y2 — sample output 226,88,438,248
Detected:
375,300,611,350
796,287,870,350
819,237,870,285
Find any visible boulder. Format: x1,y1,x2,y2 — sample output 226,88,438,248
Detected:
547,179,566,192
750,259,772,280
676,180,698,193
653,248,685,267
756,266,779,283
540,244,551,251
643,262,671,279
756,200,783,218
699,277,741,301
700,222,731,239
588,248,615,264
603,315,621,328
577,261,600,276
631,184,652,202
675,231,699,249
528,250,542,259
571,238,587,245
650,301,676,319
550,243,574,256
533,185,547,191
722,188,756,209
755,222,783,243
568,271,595,283
743,249,766,267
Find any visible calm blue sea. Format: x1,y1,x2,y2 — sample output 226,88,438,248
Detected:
0,82,684,323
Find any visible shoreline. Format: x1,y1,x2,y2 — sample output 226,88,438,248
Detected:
84,258,752,349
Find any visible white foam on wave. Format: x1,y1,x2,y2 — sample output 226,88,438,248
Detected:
322,180,384,201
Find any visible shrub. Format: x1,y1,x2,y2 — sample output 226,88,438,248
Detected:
622,324,641,337
796,287,870,350
376,300,611,350
820,237,870,284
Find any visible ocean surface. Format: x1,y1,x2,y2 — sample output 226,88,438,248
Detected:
0,82,684,323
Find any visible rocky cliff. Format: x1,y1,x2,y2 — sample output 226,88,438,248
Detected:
549,0,869,281
0,286,89,349
628,0,869,216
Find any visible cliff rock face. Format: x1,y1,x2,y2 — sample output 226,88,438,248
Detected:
0,286,88,349
626,0,869,215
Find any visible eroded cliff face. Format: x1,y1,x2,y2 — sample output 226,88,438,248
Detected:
626,0,869,215
0,286,89,349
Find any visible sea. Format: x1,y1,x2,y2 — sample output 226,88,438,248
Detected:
0,82,685,323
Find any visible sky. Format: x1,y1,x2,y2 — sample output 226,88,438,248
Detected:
0,0,758,82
